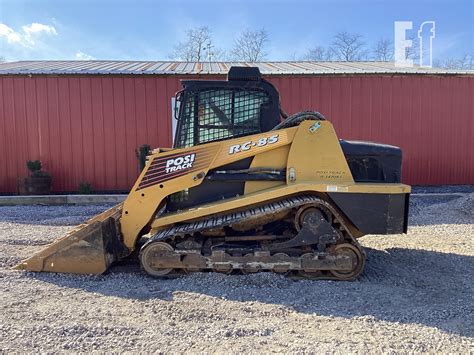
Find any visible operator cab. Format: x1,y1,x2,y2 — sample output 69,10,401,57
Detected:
173,67,282,149
167,67,402,212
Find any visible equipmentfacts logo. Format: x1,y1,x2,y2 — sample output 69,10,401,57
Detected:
395,21,436,68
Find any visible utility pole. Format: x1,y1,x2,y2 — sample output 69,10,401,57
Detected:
206,42,213,63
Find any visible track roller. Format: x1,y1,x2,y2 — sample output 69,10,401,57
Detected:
297,253,323,279
241,253,261,274
139,241,175,277
271,253,291,274
213,253,233,274
328,243,365,280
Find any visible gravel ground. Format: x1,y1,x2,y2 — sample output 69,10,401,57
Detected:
1,193,473,353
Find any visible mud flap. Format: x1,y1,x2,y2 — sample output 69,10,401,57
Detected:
14,204,128,274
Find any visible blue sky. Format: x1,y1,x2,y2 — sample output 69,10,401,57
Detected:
0,0,472,62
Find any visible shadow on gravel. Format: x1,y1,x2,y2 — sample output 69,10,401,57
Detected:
409,194,473,226
26,247,474,337
0,205,114,226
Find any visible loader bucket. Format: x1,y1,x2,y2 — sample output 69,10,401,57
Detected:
15,204,127,274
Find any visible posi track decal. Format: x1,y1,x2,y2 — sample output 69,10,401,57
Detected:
137,151,202,190
165,153,196,173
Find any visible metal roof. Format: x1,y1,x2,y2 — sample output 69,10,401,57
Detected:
0,60,472,75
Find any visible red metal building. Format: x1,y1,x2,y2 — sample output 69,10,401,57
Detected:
0,61,473,193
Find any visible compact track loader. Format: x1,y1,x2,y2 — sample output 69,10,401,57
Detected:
16,67,410,280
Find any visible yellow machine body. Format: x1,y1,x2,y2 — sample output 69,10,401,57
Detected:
15,120,410,275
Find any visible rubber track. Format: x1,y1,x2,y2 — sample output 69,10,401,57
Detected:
141,194,366,280
145,194,322,246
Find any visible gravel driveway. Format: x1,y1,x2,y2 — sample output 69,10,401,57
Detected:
1,193,473,352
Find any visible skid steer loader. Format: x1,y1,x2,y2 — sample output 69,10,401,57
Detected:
16,67,410,280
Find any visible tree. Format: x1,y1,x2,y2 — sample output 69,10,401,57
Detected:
458,53,473,69
231,28,269,62
330,31,367,61
301,45,334,61
436,54,474,70
171,26,224,62
372,38,393,61
404,34,419,61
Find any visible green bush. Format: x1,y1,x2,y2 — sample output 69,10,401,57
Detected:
136,144,151,171
27,160,42,172
26,160,50,177
78,182,93,194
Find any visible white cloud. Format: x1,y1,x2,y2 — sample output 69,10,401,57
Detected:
75,50,95,60
0,22,57,47
23,23,57,40
0,24,22,44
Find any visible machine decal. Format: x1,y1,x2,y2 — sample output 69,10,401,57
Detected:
137,148,215,190
326,185,349,192
228,134,279,154
309,122,321,133
165,153,196,173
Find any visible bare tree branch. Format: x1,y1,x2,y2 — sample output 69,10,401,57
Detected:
404,33,419,61
372,38,393,61
203,43,227,62
330,31,368,61
458,53,473,69
170,26,224,61
435,53,474,70
231,28,269,62
301,46,334,61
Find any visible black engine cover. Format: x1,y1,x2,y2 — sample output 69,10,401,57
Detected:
340,140,402,183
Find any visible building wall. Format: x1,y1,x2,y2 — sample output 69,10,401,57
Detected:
0,74,472,193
